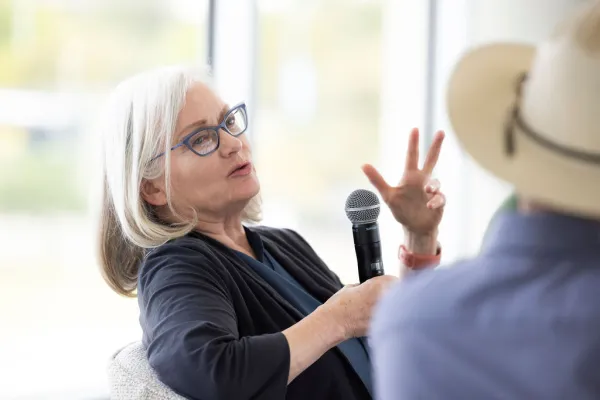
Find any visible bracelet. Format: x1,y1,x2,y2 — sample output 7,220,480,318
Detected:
398,244,442,269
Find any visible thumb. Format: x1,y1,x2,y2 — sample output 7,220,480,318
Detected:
361,164,390,200
340,283,359,291
331,283,359,298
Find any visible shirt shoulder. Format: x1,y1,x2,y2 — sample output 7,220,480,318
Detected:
372,251,600,338
370,258,481,336
139,235,232,297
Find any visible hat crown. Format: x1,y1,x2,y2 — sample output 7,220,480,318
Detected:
521,2,600,154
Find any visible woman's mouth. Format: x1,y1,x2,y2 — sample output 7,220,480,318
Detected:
228,162,252,177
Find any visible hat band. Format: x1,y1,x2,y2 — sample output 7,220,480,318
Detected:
504,73,600,165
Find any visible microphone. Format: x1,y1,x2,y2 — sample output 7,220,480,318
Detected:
345,189,385,283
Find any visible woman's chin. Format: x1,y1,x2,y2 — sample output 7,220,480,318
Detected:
235,177,261,201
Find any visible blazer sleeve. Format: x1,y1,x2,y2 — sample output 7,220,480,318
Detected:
139,243,290,400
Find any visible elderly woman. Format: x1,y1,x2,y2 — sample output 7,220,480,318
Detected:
98,65,445,400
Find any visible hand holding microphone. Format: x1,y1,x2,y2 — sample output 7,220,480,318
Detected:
321,275,397,339
322,189,395,340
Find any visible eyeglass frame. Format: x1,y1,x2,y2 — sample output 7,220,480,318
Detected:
152,102,248,161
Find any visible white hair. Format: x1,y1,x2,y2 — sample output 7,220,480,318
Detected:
97,64,261,296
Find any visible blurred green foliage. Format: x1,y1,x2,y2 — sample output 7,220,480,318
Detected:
0,142,85,212
0,0,197,89
0,0,203,212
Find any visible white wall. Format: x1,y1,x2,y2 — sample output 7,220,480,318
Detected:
467,0,589,45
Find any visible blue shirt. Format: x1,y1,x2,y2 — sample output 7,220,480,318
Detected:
235,235,373,396
370,212,600,400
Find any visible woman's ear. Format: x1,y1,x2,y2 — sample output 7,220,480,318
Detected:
141,179,167,207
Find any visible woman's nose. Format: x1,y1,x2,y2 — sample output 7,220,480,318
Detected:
219,129,243,156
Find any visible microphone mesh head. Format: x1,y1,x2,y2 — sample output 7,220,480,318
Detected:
344,189,380,224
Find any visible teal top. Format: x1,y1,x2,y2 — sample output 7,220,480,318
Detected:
482,194,518,247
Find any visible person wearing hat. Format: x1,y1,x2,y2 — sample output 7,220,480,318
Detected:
368,1,600,399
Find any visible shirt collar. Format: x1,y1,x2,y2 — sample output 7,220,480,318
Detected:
481,211,600,256
244,226,266,262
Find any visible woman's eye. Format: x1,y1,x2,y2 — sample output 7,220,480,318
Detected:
226,116,236,128
193,134,209,145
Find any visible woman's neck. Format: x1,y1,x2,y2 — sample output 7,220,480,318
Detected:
195,216,256,258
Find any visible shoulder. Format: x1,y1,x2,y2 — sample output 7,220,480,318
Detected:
371,258,480,336
251,225,309,245
251,225,321,256
139,235,231,295
142,234,216,272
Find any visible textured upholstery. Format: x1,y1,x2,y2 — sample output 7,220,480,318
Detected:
108,342,186,400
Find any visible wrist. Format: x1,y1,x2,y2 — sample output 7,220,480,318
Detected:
403,229,438,255
313,304,348,345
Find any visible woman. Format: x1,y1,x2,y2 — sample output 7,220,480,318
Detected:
98,65,445,400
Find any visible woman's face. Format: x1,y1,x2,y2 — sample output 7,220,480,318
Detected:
144,82,260,220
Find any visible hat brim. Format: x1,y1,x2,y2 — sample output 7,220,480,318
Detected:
447,43,600,217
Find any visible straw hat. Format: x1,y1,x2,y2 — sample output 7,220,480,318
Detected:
447,1,600,217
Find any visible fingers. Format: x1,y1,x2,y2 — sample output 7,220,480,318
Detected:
425,178,445,209
427,192,446,209
424,178,441,194
422,130,445,175
362,164,391,199
405,128,420,171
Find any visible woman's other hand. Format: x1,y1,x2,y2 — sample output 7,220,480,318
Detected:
362,128,446,234
321,275,398,339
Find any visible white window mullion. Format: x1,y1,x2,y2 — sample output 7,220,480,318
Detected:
377,0,432,271
211,0,258,142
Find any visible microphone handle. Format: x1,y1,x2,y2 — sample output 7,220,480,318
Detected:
352,222,385,283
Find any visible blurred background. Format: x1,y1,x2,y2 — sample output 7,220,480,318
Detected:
0,0,587,398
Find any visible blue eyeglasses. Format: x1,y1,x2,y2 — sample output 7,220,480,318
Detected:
153,102,248,160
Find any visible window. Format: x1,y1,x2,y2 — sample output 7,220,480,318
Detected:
0,0,207,397
252,0,384,283
213,0,512,279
